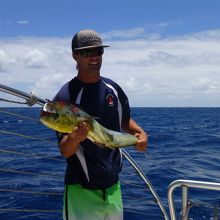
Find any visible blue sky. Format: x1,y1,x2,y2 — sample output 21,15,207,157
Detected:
1,0,220,106
1,0,220,37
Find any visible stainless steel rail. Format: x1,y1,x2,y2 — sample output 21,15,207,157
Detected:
0,83,47,106
122,149,169,220
0,83,169,219
168,179,220,220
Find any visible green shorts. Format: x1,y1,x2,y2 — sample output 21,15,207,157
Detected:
63,182,123,220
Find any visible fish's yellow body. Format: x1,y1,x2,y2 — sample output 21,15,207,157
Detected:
40,101,138,149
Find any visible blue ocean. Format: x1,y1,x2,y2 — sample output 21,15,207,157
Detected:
0,107,220,220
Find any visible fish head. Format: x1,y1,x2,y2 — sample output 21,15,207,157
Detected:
40,101,78,133
41,100,60,114
40,102,60,126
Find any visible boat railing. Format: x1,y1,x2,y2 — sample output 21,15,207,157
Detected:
3,83,220,220
122,149,170,220
0,83,47,106
168,179,220,220
0,83,170,219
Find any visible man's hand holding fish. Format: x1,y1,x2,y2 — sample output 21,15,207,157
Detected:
59,122,89,158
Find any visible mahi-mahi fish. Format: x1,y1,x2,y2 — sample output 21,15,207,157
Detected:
40,101,138,149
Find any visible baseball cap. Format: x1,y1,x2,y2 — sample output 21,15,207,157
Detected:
72,29,109,52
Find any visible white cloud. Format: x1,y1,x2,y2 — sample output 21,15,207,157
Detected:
0,28,220,107
102,30,220,106
102,22,180,41
102,27,146,39
0,20,29,26
0,50,15,72
17,20,29,25
24,49,49,68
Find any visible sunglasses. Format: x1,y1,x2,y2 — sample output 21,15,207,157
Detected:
76,48,104,58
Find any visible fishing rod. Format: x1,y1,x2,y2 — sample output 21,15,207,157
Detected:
0,83,47,106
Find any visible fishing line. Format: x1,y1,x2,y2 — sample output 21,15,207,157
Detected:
0,97,27,105
0,168,63,179
143,152,149,159
0,149,64,162
0,100,165,218
0,89,64,216
0,108,39,122
123,208,159,217
0,208,62,213
0,188,63,196
0,129,56,143
0,92,39,106
190,200,220,209
0,109,57,143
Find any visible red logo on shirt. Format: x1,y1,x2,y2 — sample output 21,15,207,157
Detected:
106,94,114,107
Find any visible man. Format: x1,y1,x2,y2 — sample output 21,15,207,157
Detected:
53,29,148,220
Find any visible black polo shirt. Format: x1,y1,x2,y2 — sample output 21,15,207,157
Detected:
53,76,130,189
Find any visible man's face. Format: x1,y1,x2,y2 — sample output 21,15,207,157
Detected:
74,47,104,74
